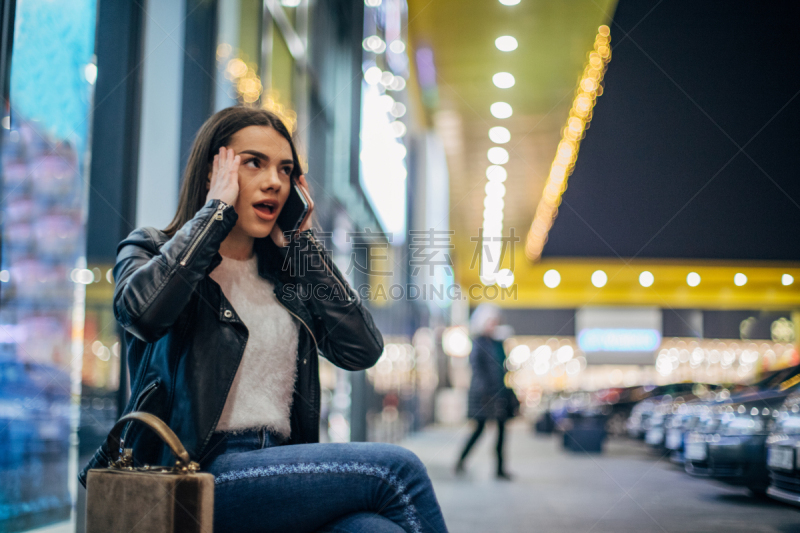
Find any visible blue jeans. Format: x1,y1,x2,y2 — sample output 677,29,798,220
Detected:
201,430,448,533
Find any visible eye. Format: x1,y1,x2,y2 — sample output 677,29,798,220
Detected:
244,158,261,169
281,166,293,175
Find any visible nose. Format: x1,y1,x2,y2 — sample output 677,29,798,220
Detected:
260,164,283,192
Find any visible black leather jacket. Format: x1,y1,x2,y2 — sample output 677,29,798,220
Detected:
79,199,384,486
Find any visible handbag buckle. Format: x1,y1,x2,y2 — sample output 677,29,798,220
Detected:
111,448,134,470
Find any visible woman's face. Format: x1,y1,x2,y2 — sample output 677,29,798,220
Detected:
225,125,294,239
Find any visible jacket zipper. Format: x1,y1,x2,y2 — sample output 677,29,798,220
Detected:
134,380,160,410
121,380,160,446
306,233,352,301
275,298,320,428
180,203,227,267
276,298,318,350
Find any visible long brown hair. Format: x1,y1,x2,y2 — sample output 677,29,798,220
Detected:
163,106,303,237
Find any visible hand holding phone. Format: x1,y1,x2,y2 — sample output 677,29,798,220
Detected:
272,175,314,245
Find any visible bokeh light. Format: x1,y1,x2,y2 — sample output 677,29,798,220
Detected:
490,102,513,119
543,269,561,288
489,126,511,144
639,271,654,287
495,36,518,52
492,72,515,89
487,147,509,164
486,165,508,182
591,270,607,288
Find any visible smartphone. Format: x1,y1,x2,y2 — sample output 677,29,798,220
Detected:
276,182,311,235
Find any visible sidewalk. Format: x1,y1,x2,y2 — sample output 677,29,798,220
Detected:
399,421,800,533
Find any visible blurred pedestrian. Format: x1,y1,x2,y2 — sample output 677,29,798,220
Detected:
455,304,519,480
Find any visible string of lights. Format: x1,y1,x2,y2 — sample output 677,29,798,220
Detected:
217,44,298,132
525,25,612,261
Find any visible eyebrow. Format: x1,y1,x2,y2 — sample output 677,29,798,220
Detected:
239,149,293,166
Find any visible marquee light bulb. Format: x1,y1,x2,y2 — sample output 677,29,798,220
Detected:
495,36,518,52
490,102,513,119
493,72,515,89
489,126,511,144
486,165,507,182
543,269,561,288
487,147,509,165
591,270,607,288
639,271,654,287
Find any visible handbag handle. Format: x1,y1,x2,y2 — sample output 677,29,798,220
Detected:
106,412,193,468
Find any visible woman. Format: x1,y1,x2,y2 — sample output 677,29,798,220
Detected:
80,106,448,533
455,304,518,480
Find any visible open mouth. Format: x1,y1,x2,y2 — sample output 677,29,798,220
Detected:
253,199,280,220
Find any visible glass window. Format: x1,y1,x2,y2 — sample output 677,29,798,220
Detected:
0,0,97,530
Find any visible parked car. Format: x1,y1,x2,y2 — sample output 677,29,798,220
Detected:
627,397,657,440
664,401,715,464
684,365,800,495
668,369,800,465
547,391,594,431
594,386,654,437
765,389,800,505
626,383,711,440
644,385,720,450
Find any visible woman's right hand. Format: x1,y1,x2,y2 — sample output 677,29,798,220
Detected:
206,146,240,206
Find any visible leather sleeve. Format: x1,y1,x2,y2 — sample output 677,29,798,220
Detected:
112,200,238,342
292,229,384,371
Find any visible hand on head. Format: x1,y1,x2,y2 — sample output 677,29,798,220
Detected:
207,146,240,206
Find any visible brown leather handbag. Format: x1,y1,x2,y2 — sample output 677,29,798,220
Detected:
86,412,214,533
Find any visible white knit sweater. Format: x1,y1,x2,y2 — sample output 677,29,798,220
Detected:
210,254,299,437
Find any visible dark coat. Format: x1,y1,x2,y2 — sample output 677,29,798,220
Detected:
467,335,519,420
79,199,384,486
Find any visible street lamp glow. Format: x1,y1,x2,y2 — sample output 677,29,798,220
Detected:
489,126,511,144
493,72,515,89
782,274,794,286
734,273,747,286
499,0,520,5
490,102,513,119
687,272,701,287
543,269,561,288
591,270,607,288
495,36,518,52
639,271,654,287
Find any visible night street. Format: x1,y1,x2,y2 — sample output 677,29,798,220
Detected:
402,423,800,533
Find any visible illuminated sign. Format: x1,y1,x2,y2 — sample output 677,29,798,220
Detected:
578,328,661,352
